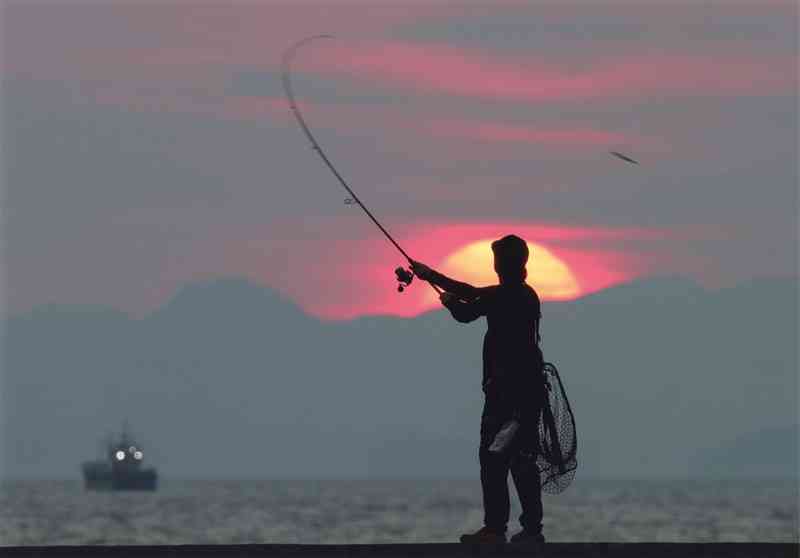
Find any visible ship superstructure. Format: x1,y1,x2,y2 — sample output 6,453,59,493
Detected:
82,423,157,491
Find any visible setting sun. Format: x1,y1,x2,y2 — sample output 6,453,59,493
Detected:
435,239,581,300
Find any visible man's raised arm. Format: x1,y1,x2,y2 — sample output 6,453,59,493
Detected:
410,261,481,301
440,292,486,323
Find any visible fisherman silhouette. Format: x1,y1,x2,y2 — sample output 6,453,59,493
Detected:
411,234,547,547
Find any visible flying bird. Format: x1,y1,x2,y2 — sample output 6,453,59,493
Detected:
610,151,640,165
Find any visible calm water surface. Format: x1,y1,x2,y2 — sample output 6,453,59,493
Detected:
1,479,796,545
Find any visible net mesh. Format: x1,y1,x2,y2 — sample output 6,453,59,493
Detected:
534,362,577,494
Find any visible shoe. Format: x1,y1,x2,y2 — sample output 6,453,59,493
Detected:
509,529,545,546
459,526,507,544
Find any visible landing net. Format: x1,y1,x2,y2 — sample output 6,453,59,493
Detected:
535,362,577,494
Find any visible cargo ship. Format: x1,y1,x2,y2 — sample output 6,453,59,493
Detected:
82,424,158,491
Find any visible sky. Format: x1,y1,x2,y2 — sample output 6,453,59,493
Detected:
2,0,798,320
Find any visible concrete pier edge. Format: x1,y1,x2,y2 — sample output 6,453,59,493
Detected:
1,543,797,558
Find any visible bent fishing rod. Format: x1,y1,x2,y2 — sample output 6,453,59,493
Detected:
281,35,441,295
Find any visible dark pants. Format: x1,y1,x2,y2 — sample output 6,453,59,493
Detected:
479,404,543,534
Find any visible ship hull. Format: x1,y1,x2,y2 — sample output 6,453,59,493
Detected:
82,462,158,491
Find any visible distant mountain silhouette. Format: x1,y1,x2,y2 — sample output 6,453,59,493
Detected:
689,425,798,479
2,276,797,480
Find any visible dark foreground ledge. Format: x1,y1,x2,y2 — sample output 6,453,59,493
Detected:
1,544,796,558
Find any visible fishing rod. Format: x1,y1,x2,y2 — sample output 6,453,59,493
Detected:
281,35,441,295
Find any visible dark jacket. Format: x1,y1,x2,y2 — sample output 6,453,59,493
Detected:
427,270,545,420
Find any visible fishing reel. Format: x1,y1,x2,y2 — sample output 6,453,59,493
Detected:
395,266,414,293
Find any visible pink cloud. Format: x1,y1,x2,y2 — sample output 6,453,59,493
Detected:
223,219,764,321
2,3,451,81
211,218,669,320
306,40,795,102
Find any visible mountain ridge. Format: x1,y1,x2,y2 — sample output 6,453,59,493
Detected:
2,274,796,480
7,274,797,323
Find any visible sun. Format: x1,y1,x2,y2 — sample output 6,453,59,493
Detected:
434,239,581,300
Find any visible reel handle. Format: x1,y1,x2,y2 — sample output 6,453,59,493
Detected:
395,266,414,293
394,263,443,294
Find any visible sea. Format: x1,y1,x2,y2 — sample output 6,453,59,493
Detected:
1,479,797,546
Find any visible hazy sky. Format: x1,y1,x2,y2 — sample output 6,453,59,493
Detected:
2,0,797,320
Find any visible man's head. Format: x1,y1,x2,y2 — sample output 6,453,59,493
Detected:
491,234,529,283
